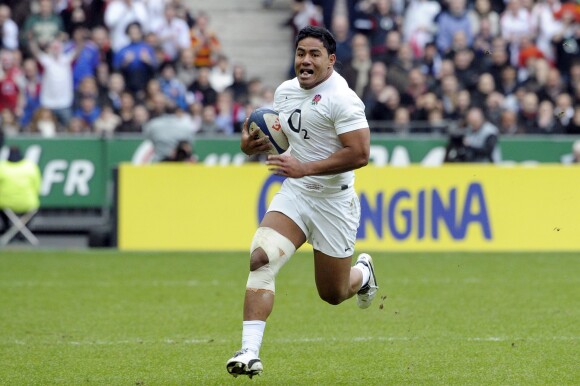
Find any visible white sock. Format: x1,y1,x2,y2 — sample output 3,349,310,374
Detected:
354,263,370,290
242,320,266,355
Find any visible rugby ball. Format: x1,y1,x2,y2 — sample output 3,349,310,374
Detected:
248,108,289,155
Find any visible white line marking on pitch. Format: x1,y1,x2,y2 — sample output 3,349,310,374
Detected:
5,336,579,346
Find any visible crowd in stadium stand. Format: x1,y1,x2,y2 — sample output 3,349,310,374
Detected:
0,0,579,140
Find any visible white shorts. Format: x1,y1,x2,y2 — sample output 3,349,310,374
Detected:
267,182,361,258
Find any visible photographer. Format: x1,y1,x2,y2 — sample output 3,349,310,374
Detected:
445,106,499,163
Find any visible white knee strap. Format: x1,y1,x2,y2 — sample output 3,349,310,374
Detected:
246,227,296,293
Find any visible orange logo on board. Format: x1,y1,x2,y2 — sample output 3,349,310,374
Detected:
272,117,282,131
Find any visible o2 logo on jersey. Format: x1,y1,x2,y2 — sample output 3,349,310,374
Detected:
287,109,310,139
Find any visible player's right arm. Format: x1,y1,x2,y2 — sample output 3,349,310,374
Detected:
240,118,272,155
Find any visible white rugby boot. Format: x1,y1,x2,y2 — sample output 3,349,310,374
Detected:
356,253,378,309
226,348,263,378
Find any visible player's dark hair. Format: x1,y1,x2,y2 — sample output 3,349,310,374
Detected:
295,26,336,56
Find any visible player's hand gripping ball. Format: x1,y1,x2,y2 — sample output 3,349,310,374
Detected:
248,108,289,155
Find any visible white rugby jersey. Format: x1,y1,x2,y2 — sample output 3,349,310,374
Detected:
273,71,369,193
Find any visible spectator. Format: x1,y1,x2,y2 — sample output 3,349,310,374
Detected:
374,29,402,66
143,103,196,162
190,10,222,68
413,92,440,120
498,65,518,96
536,99,563,134
115,91,139,133
145,0,167,31
435,0,473,56
454,89,473,121
402,0,440,59
530,0,563,61
461,106,500,162
401,67,428,111
539,67,566,104
226,63,249,104
484,90,507,126
438,74,463,119
340,33,371,97
73,76,103,111
330,14,353,69
198,104,224,135
175,47,198,88
27,107,58,136
215,89,244,135
67,116,89,134
427,107,447,133
21,0,65,53
498,108,520,134
60,0,90,36
554,93,574,127
132,103,150,132
393,106,411,133
520,57,550,94
66,25,100,90
486,37,510,86
516,91,539,133
92,26,114,69
468,0,500,38
567,61,580,97
369,85,402,129
158,61,189,111
188,67,218,106
113,22,157,99
20,58,42,128
418,42,442,81
104,0,149,53
148,90,170,118
173,0,196,27
1,108,19,136
453,48,480,91
209,54,234,93
246,77,265,107
258,86,275,110
104,72,125,113
367,0,400,58
0,5,19,50
387,42,416,93
516,36,545,71
473,18,495,59
74,95,101,129
31,38,80,128
550,10,580,79
143,78,162,107
471,72,496,107
288,0,323,37
361,65,388,117
153,3,191,61
0,49,23,119
93,105,121,137
187,102,203,133
500,0,532,66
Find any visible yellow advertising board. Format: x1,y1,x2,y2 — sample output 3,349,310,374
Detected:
118,164,580,251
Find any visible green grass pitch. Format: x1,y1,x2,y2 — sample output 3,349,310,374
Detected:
0,250,578,385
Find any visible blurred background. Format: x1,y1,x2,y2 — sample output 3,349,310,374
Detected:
0,0,579,249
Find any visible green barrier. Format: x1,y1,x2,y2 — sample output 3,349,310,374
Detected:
3,135,578,208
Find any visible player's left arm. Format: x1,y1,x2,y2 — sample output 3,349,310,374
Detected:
266,127,370,178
